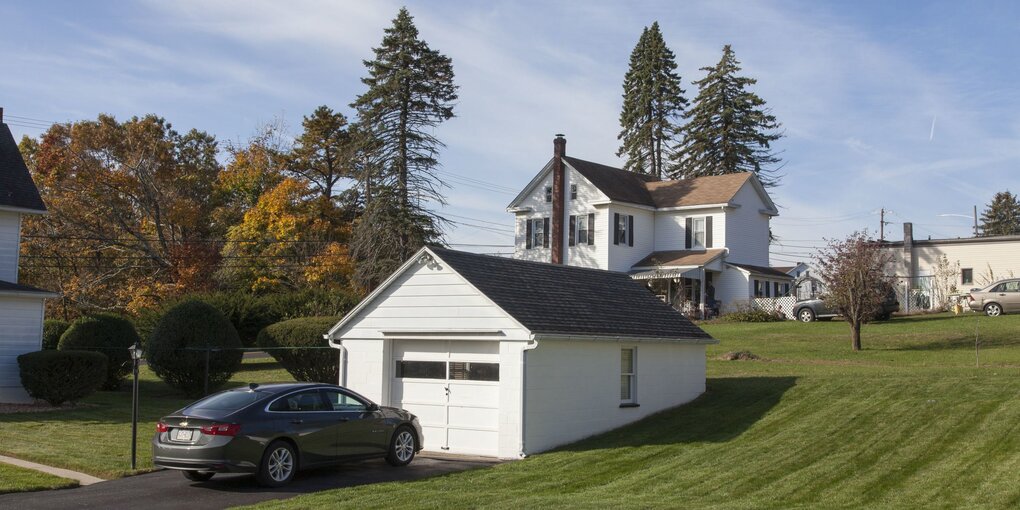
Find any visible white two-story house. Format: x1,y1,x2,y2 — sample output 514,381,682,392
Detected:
508,136,791,315
0,109,56,403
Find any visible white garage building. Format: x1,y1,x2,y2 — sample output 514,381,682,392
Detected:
327,246,716,459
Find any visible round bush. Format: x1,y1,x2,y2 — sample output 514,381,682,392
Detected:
42,319,70,350
257,317,340,383
58,313,140,390
18,350,107,406
147,300,243,397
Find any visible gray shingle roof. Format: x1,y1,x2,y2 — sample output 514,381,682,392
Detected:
0,279,55,296
563,156,658,207
430,247,713,341
0,123,46,212
728,262,794,279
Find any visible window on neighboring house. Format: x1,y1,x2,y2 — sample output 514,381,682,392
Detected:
774,282,781,297
961,268,973,285
754,279,764,297
620,348,636,404
685,216,713,249
525,217,549,249
570,184,577,199
613,213,633,246
570,213,594,246
783,283,790,296
692,218,706,249
544,186,552,203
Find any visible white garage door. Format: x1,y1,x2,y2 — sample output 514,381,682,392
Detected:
390,340,500,456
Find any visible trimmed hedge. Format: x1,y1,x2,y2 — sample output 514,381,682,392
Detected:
18,350,107,406
42,319,70,350
257,317,340,383
147,300,243,397
58,314,140,390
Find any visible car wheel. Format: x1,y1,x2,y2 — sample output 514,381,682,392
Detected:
256,440,297,487
386,426,417,467
182,470,215,482
798,308,815,322
985,303,1003,317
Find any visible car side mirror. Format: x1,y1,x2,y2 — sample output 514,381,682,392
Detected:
367,403,379,412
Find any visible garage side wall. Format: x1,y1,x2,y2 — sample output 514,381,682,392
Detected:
0,296,45,403
523,339,706,454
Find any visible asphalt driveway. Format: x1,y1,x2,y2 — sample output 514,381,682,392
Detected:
0,456,495,509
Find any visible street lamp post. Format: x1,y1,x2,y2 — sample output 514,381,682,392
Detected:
128,342,144,470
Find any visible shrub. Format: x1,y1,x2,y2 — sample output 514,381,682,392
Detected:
147,300,243,397
58,314,140,390
257,317,340,383
721,301,787,323
42,319,70,350
18,350,107,406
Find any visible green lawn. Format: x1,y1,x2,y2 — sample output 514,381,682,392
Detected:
0,357,296,479
244,313,1020,510
0,463,77,494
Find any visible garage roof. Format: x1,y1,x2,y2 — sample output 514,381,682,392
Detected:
0,121,47,213
430,247,713,341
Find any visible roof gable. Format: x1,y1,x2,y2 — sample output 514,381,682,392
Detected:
0,122,46,213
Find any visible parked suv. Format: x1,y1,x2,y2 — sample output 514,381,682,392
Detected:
968,279,1020,316
794,293,899,323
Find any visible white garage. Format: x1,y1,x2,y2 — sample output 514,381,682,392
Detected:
327,247,715,459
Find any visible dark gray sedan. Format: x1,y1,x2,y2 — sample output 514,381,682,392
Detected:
152,383,422,486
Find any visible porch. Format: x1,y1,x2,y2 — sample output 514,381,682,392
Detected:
629,249,727,319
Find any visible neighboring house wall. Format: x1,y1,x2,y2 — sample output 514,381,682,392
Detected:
653,209,726,252
0,211,20,283
515,167,607,269
0,296,46,403
605,204,655,273
523,339,706,454
724,182,770,266
715,267,750,310
888,240,1020,288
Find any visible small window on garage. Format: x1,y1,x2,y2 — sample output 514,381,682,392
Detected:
621,348,636,404
395,360,446,379
961,268,973,285
449,362,499,381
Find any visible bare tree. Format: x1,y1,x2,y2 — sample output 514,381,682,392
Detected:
815,231,894,351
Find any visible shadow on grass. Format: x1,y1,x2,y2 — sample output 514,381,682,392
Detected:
888,334,1020,352
234,360,284,373
559,376,797,451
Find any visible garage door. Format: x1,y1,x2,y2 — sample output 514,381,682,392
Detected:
390,340,500,456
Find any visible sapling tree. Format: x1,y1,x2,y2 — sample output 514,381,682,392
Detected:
815,231,894,351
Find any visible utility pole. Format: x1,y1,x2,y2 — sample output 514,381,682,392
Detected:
880,208,892,242
973,205,978,237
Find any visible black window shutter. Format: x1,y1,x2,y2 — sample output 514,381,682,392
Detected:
569,215,576,247
685,217,693,249
526,220,533,249
588,213,595,245
613,213,620,245
543,217,550,248
706,216,713,248
628,215,634,247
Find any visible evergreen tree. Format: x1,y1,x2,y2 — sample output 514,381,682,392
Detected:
671,45,782,186
980,190,1020,236
350,7,457,289
616,22,687,179
287,105,353,208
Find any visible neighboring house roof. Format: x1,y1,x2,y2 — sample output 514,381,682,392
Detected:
0,122,47,213
631,249,726,269
727,262,794,279
644,173,753,209
772,266,797,274
0,279,57,297
431,247,713,341
563,156,658,207
882,235,1020,247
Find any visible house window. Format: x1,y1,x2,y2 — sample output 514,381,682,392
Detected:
570,184,577,200
754,280,764,297
961,268,973,285
395,361,446,379
571,214,593,246
773,282,780,297
783,283,790,296
620,348,636,404
525,217,548,249
613,213,633,246
692,218,706,248
545,186,552,203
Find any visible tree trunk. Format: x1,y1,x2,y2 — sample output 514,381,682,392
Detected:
850,321,862,351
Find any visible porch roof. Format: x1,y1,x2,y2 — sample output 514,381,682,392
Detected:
631,249,726,270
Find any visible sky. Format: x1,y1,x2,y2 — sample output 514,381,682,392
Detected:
3,0,1019,266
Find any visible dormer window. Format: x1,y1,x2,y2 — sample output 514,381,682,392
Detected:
544,186,552,203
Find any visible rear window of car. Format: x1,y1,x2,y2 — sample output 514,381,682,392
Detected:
189,390,269,411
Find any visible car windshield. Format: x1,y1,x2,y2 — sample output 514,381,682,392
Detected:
189,390,271,411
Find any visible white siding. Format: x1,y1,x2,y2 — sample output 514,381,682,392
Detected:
605,204,655,272
724,182,771,266
514,167,607,269
887,240,1020,287
715,267,751,310
0,212,21,283
653,209,727,252
523,339,706,454
0,296,45,403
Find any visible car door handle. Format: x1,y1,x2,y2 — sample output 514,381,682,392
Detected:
290,419,304,425
338,417,349,422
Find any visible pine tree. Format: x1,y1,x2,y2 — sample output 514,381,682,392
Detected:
616,22,687,179
350,7,457,289
980,190,1020,236
671,45,782,186
287,106,353,208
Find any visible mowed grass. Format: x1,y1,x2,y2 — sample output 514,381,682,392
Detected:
0,357,296,479
246,313,1020,510
0,463,77,494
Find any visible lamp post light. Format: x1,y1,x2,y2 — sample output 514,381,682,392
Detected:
128,342,144,470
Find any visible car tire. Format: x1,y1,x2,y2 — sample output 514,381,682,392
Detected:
386,426,417,467
182,470,215,482
985,303,1003,317
256,440,298,487
797,308,815,322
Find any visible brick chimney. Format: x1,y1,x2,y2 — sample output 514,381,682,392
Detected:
903,222,914,291
551,135,566,264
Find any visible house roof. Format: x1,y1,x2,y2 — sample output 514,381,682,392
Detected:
563,157,658,207
645,173,753,208
772,266,797,274
0,279,56,297
0,122,47,213
631,249,726,269
727,262,794,279
429,247,713,341
882,234,1020,248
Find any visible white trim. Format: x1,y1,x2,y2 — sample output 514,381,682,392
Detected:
0,205,47,215
530,333,718,345
0,289,58,298
656,203,737,212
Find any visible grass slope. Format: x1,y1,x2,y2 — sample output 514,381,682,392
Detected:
0,463,77,494
245,313,1020,510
